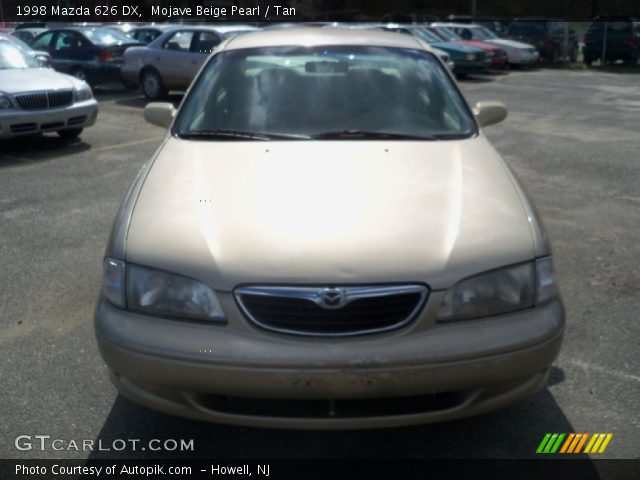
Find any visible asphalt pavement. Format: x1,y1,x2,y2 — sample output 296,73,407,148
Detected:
0,69,638,461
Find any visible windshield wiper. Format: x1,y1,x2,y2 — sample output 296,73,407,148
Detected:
311,130,440,140
176,129,310,141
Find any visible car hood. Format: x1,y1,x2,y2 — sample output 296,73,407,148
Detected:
459,40,502,52
0,68,81,94
126,136,535,291
489,38,535,50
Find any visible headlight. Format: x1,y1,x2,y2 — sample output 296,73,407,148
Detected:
74,83,93,102
102,258,226,322
464,53,476,61
437,262,537,322
0,94,13,109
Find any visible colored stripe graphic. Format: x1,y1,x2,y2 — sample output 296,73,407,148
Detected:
598,434,613,453
536,433,552,453
539,433,613,454
550,433,565,453
584,434,599,454
574,433,589,453
567,434,583,453
559,433,575,453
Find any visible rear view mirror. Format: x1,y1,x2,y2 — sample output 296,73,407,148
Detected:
144,102,176,128
474,101,507,127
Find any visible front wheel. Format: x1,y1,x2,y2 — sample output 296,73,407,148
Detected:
141,69,167,100
57,128,83,139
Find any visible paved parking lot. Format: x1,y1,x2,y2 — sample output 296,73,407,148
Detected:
1,69,638,460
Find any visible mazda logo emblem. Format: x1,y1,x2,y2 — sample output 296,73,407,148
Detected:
319,288,347,310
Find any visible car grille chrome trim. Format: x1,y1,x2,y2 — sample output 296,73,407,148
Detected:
15,90,73,110
234,284,429,337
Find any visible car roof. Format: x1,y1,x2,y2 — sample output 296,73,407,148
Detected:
223,27,429,52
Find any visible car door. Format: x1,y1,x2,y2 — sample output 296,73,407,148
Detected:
154,30,196,89
50,31,97,74
189,30,222,77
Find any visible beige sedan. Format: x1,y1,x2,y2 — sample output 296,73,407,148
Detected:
96,28,564,429
121,25,257,99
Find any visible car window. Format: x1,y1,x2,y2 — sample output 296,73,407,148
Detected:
410,27,443,43
82,28,132,45
132,29,160,44
164,31,194,51
194,31,220,54
609,22,632,33
54,32,86,51
31,31,54,50
175,46,476,139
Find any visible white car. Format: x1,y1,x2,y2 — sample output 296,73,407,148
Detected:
436,23,540,65
0,38,97,140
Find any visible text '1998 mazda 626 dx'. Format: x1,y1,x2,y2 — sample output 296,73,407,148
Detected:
95,28,564,429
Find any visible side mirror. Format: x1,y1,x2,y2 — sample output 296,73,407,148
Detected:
144,102,176,128
474,101,507,127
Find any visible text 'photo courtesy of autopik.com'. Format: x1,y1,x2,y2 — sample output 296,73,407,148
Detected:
0,0,639,479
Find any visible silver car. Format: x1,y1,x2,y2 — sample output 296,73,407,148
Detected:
121,25,258,99
96,28,564,429
0,38,97,140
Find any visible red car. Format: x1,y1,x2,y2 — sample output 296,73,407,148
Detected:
429,24,508,69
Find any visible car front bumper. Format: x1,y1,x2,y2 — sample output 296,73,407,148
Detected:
0,100,98,139
95,293,565,429
508,50,540,64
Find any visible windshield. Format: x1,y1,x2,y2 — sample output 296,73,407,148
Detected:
83,28,133,45
432,27,461,41
409,27,444,44
474,27,498,40
174,46,476,140
6,35,34,52
0,40,39,69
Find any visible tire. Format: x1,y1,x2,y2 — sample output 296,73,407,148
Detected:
57,128,83,139
141,68,167,100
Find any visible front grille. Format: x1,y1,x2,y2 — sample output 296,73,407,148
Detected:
15,90,73,110
195,390,471,418
235,285,428,336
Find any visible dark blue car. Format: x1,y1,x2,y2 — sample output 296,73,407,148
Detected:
30,27,142,87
